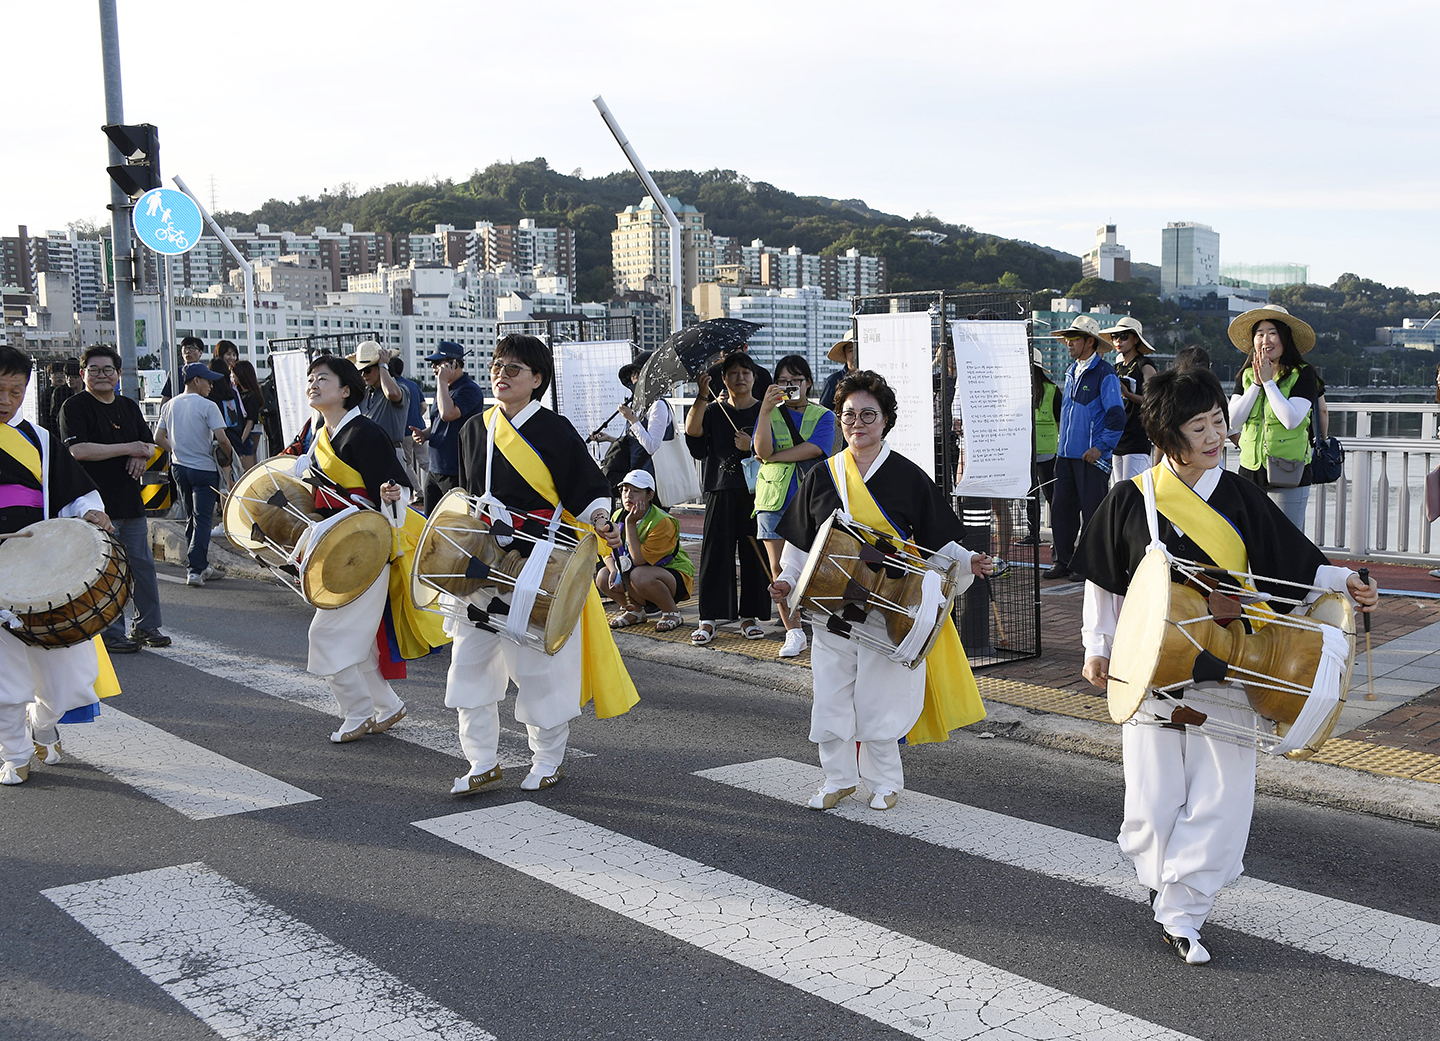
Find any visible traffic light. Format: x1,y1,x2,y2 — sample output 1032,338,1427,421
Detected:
102,123,160,197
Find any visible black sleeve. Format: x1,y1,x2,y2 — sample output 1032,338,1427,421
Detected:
39,425,99,511
547,413,613,519
775,462,839,550
1291,365,1320,401
685,405,710,461
1070,483,1148,595
339,420,410,504
456,411,489,493
1233,370,1247,397
908,471,967,553
57,395,91,446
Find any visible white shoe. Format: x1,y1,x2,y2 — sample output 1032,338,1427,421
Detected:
869,790,899,810
450,764,502,795
807,785,856,810
0,760,30,785
27,705,61,765
520,764,563,791
200,566,226,582
371,703,406,733
329,717,374,743
778,629,808,658
187,572,205,587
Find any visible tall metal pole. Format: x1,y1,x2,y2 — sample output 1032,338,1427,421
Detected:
98,0,138,399
592,96,683,336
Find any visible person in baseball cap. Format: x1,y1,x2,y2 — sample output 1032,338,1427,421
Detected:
414,341,485,513
347,340,410,459
182,362,228,385
1098,317,1158,481
594,468,693,636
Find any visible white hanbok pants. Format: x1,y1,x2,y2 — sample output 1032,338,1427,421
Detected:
307,569,401,727
444,617,583,775
0,628,100,767
1119,687,1257,940
809,627,926,795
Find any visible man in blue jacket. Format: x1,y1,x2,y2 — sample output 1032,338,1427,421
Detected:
1045,315,1124,581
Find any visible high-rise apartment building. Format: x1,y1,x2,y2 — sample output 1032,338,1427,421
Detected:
611,196,714,301
1161,222,1220,297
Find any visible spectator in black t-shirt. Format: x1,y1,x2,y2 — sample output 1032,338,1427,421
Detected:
60,345,168,653
160,337,205,403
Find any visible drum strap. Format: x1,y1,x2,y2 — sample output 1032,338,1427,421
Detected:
313,426,372,509
0,423,42,484
483,406,639,720
827,447,985,742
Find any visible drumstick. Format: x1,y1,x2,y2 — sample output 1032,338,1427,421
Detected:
748,535,778,583
1359,567,1375,701
0,531,35,540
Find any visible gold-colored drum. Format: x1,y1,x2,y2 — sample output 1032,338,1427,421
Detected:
411,488,596,655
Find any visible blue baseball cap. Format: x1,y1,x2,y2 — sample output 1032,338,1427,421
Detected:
426,341,465,363
183,362,228,383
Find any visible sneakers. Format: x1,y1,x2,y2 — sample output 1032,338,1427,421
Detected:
371,703,407,734
130,627,172,648
778,628,808,658
200,566,226,582
1162,929,1211,965
869,790,899,810
807,785,856,810
187,572,205,587
102,631,140,654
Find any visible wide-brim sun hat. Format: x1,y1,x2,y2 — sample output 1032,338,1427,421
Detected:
1055,314,1106,343
828,334,856,363
1229,305,1316,354
1099,315,1154,354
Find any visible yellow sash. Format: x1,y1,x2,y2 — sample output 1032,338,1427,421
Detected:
488,406,639,719
1,423,119,699
830,450,985,743
314,423,449,658
1133,465,1272,622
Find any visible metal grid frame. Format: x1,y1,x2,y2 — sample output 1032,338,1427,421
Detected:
265,332,370,360
851,289,1040,667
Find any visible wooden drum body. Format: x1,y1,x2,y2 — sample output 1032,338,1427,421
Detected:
411,488,596,655
0,518,131,648
224,458,323,571
788,511,962,669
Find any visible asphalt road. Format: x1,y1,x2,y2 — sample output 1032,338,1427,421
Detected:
4,561,1440,1041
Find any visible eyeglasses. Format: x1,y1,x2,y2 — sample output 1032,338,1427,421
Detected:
85,366,117,377
489,361,532,378
838,408,882,427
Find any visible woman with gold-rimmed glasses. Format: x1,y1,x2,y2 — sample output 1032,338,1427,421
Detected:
768,370,992,813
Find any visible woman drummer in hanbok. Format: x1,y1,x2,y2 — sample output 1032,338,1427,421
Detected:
1072,366,1377,965
291,355,446,744
769,370,992,812
0,346,119,784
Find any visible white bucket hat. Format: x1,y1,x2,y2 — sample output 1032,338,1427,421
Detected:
1099,315,1154,354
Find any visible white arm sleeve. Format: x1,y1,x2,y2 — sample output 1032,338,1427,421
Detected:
927,539,976,596
777,541,808,590
56,490,105,519
1082,580,1123,660
1227,382,1262,430
1263,379,1313,430
1308,564,1356,603
630,400,670,456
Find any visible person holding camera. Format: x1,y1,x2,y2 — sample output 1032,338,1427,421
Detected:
753,355,834,657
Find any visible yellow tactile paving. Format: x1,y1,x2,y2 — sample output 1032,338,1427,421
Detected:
621,623,1440,784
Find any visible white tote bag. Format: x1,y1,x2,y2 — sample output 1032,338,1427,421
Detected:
652,402,701,506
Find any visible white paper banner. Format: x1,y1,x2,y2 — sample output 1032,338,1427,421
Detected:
554,339,635,461
270,350,311,447
855,312,934,477
950,320,1032,499
21,374,39,426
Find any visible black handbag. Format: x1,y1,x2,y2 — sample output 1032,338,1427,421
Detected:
1309,394,1344,484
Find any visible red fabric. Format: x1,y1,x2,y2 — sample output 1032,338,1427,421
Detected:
376,626,406,681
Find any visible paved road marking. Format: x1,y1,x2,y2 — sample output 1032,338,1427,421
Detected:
414,803,1197,1041
149,631,592,766
697,757,1440,987
44,863,495,1041
63,707,319,819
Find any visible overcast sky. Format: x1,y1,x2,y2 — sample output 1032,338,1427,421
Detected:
6,0,1438,295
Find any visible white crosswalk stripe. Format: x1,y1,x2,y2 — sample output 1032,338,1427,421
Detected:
62,707,319,819
696,757,1440,987
414,802,1199,1041
43,862,495,1041
149,631,593,766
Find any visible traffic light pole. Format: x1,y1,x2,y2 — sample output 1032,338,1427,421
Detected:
99,0,138,399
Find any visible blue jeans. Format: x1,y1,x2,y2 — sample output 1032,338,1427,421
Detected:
106,516,162,635
173,464,220,574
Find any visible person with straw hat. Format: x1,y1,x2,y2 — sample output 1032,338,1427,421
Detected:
1100,316,1158,482
819,332,857,412
1226,305,1320,530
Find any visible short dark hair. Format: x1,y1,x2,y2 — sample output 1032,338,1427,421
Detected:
720,351,758,376
1142,367,1230,463
494,333,552,402
833,369,899,437
216,339,239,359
1252,319,1304,376
0,345,34,381
773,354,814,385
1170,345,1211,372
82,344,122,369
307,354,367,411
179,336,205,353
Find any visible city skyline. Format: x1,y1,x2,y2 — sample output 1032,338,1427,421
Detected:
4,1,1438,294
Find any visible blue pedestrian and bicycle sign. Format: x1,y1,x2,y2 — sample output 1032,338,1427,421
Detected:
132,187,203,256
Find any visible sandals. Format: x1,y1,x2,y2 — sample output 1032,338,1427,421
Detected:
740,619,766,640
608,610,645,629
690,621,716,646
656,611,684,633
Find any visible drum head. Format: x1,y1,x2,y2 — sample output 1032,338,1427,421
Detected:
411,488,488,610
1279,591,1357,760
1107,549,1175,723
541,531,599,655
225,458,320,567
301,511,393,609
787,511,841,616
0,518,106,612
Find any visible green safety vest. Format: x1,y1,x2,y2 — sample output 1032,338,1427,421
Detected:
1034,382,1059,456
609,503,693,579
1239,366,1312,471
753,403,828,514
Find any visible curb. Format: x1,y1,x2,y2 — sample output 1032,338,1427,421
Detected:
147,518,274,584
